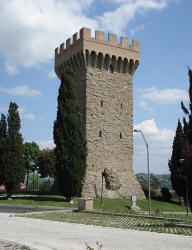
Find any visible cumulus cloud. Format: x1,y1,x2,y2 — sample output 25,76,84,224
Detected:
18,107,36,120
138,87,188,104
130,24,145,35
0,85,42,97
139,99,153,112
0,0,97,74
37,140,55,149
48,70,57,79
97,0,167,35
134,119,175,173
0,0,171,73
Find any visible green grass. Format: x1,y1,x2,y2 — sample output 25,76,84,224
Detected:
23,211,192,236
0,240,32,250
93,198,187,213
0,195,78,208
0,195,188,214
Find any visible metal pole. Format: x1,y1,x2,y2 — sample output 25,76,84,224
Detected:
134,129,151,214
32,169,34,199
146,144,151,214
101,173,104,205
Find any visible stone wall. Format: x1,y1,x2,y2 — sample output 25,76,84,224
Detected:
73,67,145,199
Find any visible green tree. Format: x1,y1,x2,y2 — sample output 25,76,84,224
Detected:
23,141,40,188
180,141,192,210
53,69,87,201
169,120,185,197
150,174,160,192
169,69,192,211
0,114,7,185
161,187,172,202
4,102,25,198
37,149,55,178
181,69,192,142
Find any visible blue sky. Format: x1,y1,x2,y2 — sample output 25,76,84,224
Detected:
0,0,191,174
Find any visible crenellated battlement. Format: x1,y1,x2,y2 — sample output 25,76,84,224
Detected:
55,27,140,74
55,27,140,56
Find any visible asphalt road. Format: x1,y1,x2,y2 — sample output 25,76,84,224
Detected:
0,204,66,214
0,206,39,213
1,212,192,250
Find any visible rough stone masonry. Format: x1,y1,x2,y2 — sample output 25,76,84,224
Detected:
55,27,145,200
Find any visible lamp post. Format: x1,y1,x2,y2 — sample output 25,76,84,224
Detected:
31,164,35,199
179,158,189,216
134,129,151,214
101,171,105,205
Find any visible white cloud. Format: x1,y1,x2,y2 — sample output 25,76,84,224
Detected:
18,107,36,120
37,140,55,149
139,99,153,112
48,70,56,79
97,0,167,35
130,24,145,35
22,113,36,120
0,0,97,74
138,87,188,104
134,119,175,173
0,0,172,73
0,85,42,97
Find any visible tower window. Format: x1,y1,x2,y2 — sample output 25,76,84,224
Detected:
120,132,122,139
101,100,103,106
108,64,113,74
99,131,102,137
121,103,123,109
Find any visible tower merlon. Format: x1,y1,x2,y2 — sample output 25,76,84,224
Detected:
55,27,140,68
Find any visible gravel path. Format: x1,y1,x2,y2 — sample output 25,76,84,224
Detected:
1,212,192,250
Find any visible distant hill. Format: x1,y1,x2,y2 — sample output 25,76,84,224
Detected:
136,173,172,190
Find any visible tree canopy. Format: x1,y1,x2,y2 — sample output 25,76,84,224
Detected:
23,141,40,187
53,69,87,201
37,148,55,178
169,69,192,210
2,102,25,198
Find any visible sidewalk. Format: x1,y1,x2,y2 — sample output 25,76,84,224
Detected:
1,212,192,250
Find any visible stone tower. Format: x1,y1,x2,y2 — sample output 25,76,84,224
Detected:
55,27,145,200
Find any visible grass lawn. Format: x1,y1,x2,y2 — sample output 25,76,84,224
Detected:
0,194,188,214
23,211,192,236
0,195,78,208
94,198,187,213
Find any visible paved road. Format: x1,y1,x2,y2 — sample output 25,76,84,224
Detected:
1,213,192,250
0,204,67,214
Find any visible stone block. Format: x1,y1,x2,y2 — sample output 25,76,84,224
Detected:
78,198,93,211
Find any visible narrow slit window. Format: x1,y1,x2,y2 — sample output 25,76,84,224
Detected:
108,64,113,74
99,131,102,137
121,103,123,109
120,132,122,139
101,100,103,106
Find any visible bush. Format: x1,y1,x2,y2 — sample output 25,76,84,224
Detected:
141,184,156,199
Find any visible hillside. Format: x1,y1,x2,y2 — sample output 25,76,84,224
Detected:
136,173,172,190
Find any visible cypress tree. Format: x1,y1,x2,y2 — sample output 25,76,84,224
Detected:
169,120,185,197
0,114,7,185
53,69,87,201
181,68,192,142
169,69,192,210
4,102,25,198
